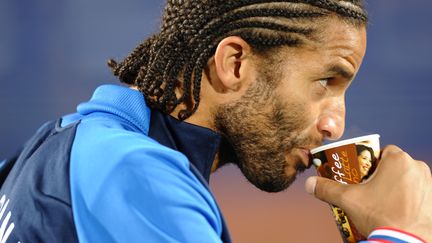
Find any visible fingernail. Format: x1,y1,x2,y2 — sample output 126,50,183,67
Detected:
305,177,317,195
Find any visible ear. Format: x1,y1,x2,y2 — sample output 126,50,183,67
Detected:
212,36,255,93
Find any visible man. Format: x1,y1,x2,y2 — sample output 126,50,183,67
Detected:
0,0,430,242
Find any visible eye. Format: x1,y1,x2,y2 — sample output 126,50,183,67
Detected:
313,78,334,98
319,79,329,89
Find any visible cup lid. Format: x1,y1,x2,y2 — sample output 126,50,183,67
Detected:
310,134,380,154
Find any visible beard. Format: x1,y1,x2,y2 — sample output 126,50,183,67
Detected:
214,73,319,193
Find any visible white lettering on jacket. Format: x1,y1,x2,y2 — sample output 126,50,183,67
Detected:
0,194,15,243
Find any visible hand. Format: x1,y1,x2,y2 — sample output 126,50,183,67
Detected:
305,145,432,241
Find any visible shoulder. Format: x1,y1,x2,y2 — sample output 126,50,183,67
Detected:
69,117,223,242
70,115,195,191
73,114,189,167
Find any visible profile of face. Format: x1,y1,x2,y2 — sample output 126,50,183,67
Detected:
358,150,372,178
214,18,367,192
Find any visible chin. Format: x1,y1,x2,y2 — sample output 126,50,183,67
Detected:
257,172,298,193
285,154,308,174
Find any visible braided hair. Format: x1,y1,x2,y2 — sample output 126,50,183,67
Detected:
108,0,368,120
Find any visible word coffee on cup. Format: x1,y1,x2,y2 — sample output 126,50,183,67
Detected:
310,134,380,243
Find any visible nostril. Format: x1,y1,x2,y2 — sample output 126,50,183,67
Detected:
322,130,332,139
317,114,345,141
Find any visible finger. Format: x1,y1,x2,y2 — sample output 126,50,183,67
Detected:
380,144,404,159
379,145,415,173
417,160,432,177
305,176,348,206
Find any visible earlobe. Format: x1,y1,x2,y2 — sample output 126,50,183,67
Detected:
213,36,253,93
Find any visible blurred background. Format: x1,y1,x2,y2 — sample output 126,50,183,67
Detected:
1,1,431,242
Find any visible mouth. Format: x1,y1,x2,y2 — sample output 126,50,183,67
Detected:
297,148,312,169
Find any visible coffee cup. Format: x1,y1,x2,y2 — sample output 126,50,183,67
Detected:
310,134,380,243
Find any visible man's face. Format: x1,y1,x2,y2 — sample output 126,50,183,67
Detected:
214,18,367,192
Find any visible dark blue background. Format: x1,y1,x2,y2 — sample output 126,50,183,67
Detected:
1,1,431,163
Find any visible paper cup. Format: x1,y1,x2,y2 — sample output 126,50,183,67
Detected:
310,134,380,243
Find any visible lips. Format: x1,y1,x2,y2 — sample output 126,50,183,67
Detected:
297,148,312,168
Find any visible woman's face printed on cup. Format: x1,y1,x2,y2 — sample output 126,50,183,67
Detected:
355,144,377,180
358,150,372,178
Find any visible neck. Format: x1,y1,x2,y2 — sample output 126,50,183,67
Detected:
128,85,231,172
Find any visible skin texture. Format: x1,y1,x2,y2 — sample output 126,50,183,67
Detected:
213,68,316,192
177,16,367,192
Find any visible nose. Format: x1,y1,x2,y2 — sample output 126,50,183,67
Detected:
366,160,371,168
317,102,345,140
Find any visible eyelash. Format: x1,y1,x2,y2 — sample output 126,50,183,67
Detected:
319,79,329,89
314,78,335,97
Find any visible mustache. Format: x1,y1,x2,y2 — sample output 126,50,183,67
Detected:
295,159,307,173
282,135,324,152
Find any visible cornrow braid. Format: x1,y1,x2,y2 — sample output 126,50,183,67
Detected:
109,0,368,120
108,35,158,85
304,0,367,22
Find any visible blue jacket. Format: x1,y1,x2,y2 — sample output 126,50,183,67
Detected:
0,84,230,243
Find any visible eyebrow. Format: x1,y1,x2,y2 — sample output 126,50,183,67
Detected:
326,65,355,80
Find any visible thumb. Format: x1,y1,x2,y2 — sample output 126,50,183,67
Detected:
305,176,348,206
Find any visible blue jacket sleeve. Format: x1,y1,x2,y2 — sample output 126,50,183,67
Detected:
69,120,223,243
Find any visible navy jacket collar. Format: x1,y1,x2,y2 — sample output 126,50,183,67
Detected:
148,110,221,182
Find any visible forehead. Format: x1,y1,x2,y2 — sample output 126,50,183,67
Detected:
315,17,367,65
275,17,367,75
360,150,371,156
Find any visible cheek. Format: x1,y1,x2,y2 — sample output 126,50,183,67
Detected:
293,92,322,123
295,102,319,132
278,99,314,131
273,81,318,133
